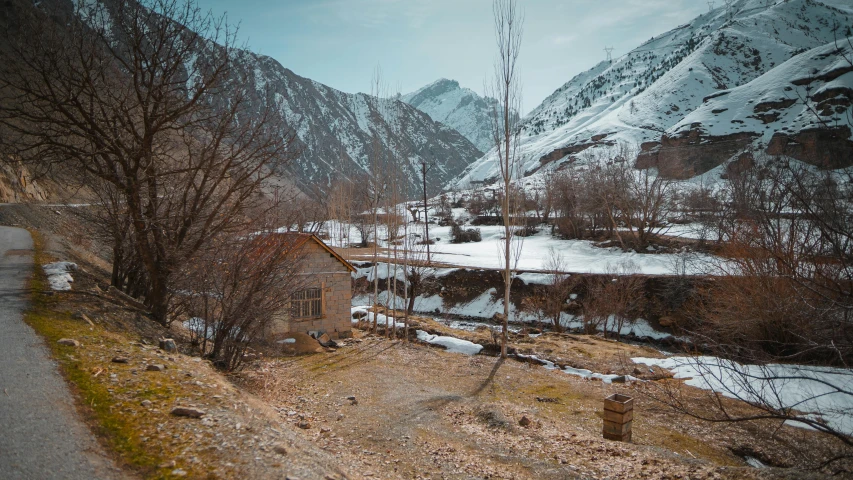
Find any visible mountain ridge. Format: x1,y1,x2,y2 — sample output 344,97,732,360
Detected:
231,55,483,197
454,0,853,186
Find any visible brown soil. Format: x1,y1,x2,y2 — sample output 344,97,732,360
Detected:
238,328,847,480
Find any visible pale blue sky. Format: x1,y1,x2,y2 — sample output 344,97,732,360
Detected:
195,0,708,114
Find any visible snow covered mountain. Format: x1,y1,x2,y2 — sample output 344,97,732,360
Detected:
455,0,853,185
402,79,495,152
7,0,484,198
236,58,483,196
647,39,853,176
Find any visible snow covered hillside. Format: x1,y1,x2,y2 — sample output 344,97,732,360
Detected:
402,79,495,152
454,0,853,185
223,56,483,197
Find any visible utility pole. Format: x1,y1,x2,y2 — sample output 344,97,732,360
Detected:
723,0,734,19
604,46,614,63
420,155,433,265
707,0,715,12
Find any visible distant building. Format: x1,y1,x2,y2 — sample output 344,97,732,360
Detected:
268,233,355,340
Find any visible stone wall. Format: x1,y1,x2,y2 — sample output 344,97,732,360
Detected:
268,239,352,340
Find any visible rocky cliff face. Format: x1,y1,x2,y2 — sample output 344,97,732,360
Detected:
0,158,59,203
453,0,853,186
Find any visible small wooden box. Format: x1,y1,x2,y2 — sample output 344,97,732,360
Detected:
604,393,633,413
603,393,633,442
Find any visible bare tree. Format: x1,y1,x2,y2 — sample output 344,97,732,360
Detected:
527,247,574,332
619,165,675,251
174,227,307,371
67,176,143,295
487,0,524,359
552,169,596,240
420,157,433,264
699,161,853,365
0,0,299,325
583,261,645,339
367,66,391,333
644,160,853,468
586,145,674,251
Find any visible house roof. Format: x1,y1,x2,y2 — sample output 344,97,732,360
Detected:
277,232,357,273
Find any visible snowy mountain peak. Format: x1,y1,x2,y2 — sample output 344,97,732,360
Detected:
402,79,494,152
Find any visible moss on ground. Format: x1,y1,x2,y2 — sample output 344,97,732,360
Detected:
22,230,205,479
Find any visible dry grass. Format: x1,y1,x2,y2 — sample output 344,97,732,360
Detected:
238,329,842,479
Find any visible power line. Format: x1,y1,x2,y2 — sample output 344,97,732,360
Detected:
723,0,735,19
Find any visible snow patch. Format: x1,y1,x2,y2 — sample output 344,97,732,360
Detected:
519,354,639,384
351,306,405,329
416,330,483,355
42,262,77,291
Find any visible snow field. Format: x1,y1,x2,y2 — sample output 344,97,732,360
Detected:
336,217,720,276
632,356,853,435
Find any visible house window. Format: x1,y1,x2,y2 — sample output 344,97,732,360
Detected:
291,288,323,319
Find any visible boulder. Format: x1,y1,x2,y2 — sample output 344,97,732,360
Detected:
317,333,337,348
658,316,676,328
170,406,205,418
159,338,177,353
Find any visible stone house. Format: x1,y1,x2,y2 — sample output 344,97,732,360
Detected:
268,233,355,340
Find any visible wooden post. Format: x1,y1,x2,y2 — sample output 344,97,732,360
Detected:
603,393,633,442
321,281,326,317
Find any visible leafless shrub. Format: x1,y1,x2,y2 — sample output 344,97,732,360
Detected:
173,228,307,371
582,261,645,339
525,247,575,332
645,159,853,469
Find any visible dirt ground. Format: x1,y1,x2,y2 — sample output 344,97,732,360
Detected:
6,203,850,479
237,328,848,480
